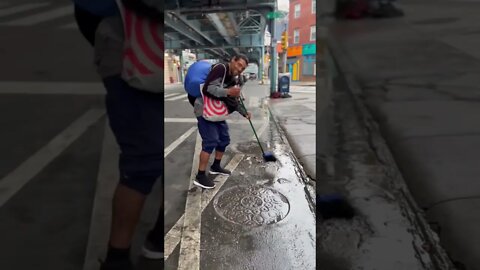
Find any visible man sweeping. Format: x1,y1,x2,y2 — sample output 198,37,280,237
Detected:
191,54,250,189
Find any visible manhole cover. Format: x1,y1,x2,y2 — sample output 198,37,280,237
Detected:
213,185,290,226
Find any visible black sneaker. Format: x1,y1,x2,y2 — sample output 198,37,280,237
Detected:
209,165,231,176
193,174,215,189
99,259,133,270
142,238,163,260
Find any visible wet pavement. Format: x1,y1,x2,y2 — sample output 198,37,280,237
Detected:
165,83,316,270
325,1,480,268
268,85,317,182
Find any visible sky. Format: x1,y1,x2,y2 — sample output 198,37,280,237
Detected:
278,0,289,11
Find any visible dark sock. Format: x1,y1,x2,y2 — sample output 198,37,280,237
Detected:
105,246,130,262
212,158,221,167
198,170,205,175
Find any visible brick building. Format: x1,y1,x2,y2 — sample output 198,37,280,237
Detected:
287,0,316,81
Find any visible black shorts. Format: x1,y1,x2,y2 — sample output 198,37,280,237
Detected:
103,75,164,195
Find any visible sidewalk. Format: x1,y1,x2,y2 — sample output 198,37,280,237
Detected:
164,82,315,270
327,1,480,269
268,85,316,181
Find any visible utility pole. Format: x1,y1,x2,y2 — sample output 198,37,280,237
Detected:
281,23,288,73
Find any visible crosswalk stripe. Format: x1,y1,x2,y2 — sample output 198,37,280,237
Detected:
60,21,77,29
0,3,49,18
164,93,181,98
3,5,72,26
166,93,187,101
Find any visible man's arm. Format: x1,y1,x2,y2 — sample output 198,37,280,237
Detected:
203,64,229,98
233,96,248,117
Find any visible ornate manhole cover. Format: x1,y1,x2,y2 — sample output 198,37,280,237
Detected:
213,185,290,226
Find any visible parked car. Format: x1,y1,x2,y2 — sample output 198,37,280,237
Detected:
242,63,259,80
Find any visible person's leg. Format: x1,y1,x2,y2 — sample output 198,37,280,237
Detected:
108,184,146,249
195,117,219,189
210,121,231,175
102,75,163,265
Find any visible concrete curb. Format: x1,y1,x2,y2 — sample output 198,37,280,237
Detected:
326,35,455,269
266,104,316,207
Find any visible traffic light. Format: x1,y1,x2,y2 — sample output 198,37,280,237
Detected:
281,31,288,50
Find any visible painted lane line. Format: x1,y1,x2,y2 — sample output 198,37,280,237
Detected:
4,5,73,26
0,81,104,95
83,123,119,270
164,92,181,99
0,109,105,208
164,126,197,158
0,3,49,18
177,131,202,270
3,5,73,26
167,94,188,101
164,153,244,260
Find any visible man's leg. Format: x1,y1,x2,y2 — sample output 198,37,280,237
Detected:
102,75,163,267
108,184,146,248
194,117,218,189
199,151,211,172
210,121,231,175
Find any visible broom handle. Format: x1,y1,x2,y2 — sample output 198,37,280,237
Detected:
239,93,266,154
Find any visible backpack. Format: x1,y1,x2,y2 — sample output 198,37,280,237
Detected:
184,61,215,97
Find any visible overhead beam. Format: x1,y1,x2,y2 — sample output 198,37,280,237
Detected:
164,14,206,45
206,13,235,46
169,12,217,45
166,44,264,50
227,13,240,35
174,4,274,15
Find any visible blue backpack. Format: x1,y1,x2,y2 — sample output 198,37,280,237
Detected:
184,61,216,97
72,0,119,16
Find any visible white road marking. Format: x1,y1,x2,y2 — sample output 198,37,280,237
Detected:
83,123,119,270
166,93,188,101
0,3,49,18
164,93,180,99
164,126,197,158
0,81,104,95
176,131,202,268
0,109,105,208
60,21,77,29
3,5,73,26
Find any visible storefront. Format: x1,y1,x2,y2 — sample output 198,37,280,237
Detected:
287,46,302,81
301,43,316,81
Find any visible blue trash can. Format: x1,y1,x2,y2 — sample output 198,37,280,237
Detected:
278,73,290,93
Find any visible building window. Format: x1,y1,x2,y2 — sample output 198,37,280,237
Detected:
294,29,299,44
312,0,316,14
294,4,300,18
303,55,315,76
310,26,316,41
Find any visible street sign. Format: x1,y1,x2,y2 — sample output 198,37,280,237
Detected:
266,11,285,19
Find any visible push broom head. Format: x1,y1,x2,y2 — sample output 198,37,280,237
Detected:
263,151,277,162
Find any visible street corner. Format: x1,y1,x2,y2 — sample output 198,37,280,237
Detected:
199,150,316,270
